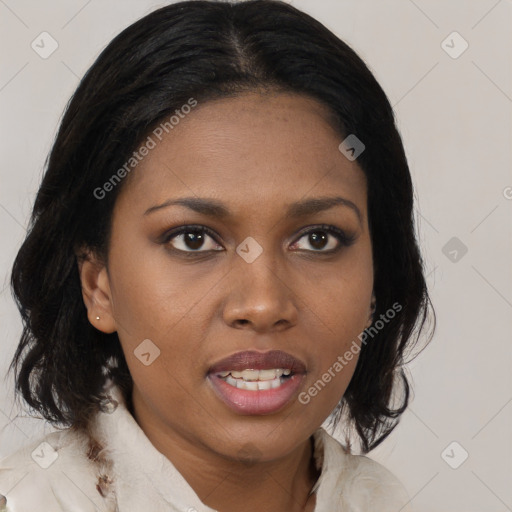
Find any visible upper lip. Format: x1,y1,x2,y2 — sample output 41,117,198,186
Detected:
208,350,307,375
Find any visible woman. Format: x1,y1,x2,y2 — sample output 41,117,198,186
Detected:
0,1,434,510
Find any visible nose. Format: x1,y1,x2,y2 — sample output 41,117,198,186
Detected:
222,252,298,333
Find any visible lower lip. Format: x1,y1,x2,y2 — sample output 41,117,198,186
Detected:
207,373,305,415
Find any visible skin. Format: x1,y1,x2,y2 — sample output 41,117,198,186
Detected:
79,91,374,512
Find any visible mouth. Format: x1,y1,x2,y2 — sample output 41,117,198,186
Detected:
207,350,307,415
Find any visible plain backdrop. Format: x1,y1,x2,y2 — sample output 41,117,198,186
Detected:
1,1,511,511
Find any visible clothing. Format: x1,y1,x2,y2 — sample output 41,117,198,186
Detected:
0,384,412,511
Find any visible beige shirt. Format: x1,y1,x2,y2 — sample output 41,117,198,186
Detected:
0,384,412,511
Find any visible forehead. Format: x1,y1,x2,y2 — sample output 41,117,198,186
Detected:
116,92,367,219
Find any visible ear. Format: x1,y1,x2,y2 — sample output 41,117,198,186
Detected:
76,249,117,334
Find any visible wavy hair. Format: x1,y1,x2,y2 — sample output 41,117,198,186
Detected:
9,0,435,453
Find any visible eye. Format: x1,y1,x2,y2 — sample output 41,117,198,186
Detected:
290,224,356,253
161,223,356,256
162,225,223,253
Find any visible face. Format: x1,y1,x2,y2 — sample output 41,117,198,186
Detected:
80,91,374,463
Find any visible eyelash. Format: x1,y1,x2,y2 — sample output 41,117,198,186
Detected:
160,224,356,257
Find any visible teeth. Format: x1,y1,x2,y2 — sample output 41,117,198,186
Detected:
237,369,260,380
257,380,272,390
243,380,259,391
221,368,290,381
217,368,295,391
224,374,286,391
257,368,285,380
271,378,281,389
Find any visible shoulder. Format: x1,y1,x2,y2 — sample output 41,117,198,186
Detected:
316,428,413,511
0,427,115,512
340,453,412,510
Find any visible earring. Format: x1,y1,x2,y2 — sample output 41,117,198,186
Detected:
96,316,100,321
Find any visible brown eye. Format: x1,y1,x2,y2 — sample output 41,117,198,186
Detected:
163,226,223,253
290,225,355,253
306,231,330,250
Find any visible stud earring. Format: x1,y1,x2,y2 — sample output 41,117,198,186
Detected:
96,316,100,321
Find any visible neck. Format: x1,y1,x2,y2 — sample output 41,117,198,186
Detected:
132,397,320,512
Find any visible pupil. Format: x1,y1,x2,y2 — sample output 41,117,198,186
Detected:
310,231,327,250
186,231,204,250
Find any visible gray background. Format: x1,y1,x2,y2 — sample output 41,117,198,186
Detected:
1,1,511,511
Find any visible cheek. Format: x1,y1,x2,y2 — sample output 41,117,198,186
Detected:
313,259,373,338
300,251,372,409
315,283,369,383
106,244,210,385
106,236,201,338
300,331,362,417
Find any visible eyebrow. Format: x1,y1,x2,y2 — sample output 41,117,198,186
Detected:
144,195,362,224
